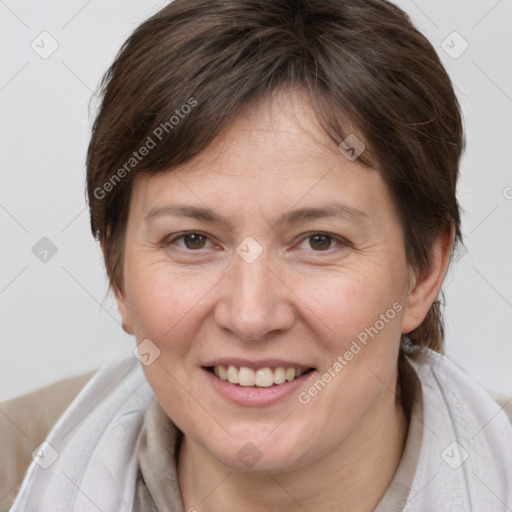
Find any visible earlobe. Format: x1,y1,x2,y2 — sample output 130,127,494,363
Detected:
113,285,134,335
401,225,455,334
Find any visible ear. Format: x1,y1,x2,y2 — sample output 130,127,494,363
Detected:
401,224,455,334
113,284,134,335
100,237,134,336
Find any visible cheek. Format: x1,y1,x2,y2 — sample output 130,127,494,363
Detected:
292,269,405,445
124,262,219,428
287,258,407,415
123,257,220,373
289,260,407,347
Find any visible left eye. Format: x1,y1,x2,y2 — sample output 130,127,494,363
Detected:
297,234,341,251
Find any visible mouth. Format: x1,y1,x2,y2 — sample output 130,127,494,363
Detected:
204,365,316,388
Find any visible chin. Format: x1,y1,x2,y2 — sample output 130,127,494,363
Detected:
206,430,312,473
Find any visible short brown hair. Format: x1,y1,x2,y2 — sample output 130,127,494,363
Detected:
86,0,464,353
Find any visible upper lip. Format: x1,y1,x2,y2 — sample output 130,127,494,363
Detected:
202,358,314,370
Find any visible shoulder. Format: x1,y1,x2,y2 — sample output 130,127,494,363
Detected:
402,347,512,509
486,390,512,424
407,347,512,424
0,370,96,511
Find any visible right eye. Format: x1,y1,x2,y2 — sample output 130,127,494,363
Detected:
163,232,215,251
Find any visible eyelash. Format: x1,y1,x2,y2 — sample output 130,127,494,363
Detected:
162,231,350,254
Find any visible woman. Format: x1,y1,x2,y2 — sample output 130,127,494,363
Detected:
4,0,512,510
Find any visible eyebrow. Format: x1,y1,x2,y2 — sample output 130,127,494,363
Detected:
144,202,368,231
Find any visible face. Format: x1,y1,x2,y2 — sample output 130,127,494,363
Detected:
115,92,421,473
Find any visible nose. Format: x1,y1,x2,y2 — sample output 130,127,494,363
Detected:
214,251,295,342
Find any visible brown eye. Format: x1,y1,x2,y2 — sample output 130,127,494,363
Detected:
182,233,207,249
162,232,215,253
308,234,334,251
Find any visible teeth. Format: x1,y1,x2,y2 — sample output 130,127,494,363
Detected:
238,367,255,386
255,368,274,387
273,367,286,384
227,364,239,384
218,365,228,380
212,365,310,387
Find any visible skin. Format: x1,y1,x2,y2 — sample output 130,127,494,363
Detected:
114,91,454,511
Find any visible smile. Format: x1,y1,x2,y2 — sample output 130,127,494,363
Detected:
207,365,314,387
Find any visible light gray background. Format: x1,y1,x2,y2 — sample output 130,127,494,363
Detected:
1,0,511,401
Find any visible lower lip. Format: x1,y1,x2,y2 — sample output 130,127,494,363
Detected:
201,367,316,407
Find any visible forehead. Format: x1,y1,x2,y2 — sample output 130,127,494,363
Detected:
129,91,395,226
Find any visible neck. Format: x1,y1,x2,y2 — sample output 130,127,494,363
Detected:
177,374,409,512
